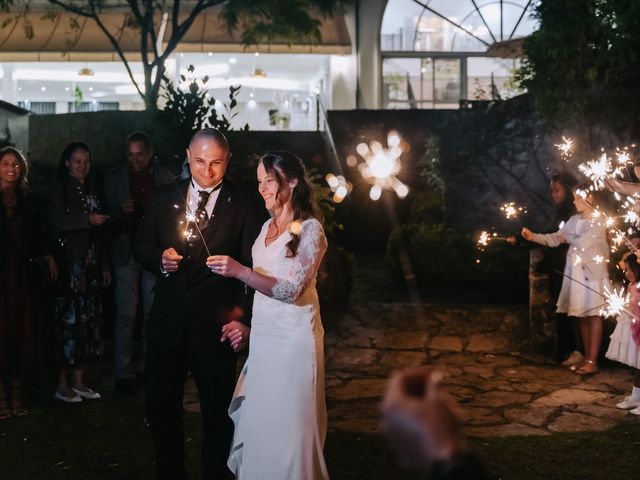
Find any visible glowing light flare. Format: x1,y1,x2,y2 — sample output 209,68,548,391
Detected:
325,173,352,203
624,209,639,225
290,220,302,235
500,201,526,220
554,136,574,158
616,149,631,165
600,286,630,317
370,185,382,201
476,230,508,249
351,131,410,200
388,131,401,147
578,153,623,191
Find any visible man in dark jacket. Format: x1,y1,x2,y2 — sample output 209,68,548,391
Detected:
134,128,266,480
104,132,174,393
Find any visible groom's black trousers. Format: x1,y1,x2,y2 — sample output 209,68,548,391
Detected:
146,345,237,480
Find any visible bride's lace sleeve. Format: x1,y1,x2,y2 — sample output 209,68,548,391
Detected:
271,219,328,303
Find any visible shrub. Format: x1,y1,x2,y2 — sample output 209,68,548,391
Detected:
387,223,528,293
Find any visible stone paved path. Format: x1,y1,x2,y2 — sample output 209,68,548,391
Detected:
323,302,639,436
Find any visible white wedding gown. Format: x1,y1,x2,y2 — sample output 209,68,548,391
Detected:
228,218,330,480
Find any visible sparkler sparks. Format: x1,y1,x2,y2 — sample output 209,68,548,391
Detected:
578,152,623,191
554,136,574,158
352,131,409,201
172,180,211,257
476,230,508,248
600,286,630,317
325,173,352,203
500,202,526,220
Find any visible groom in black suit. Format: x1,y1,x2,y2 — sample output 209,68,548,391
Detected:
134,128,266,480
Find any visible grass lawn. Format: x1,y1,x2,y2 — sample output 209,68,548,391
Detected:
2,380,640,480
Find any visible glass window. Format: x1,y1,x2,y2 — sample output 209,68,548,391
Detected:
382,57,460,109
467,57,522,100
18,101,55,114
68,102,119,112
381,0,538,52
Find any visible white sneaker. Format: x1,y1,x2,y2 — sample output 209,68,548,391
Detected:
54,390,82,403
72,387,101,400
561,351,585,367
629,406,640,415
616,396,640,410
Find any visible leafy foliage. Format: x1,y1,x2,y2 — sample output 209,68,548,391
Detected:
387,223,528,294
518,0,640,138
156,65,248,172
161,65,247,131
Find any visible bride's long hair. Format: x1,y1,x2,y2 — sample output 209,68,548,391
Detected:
260,151,321,257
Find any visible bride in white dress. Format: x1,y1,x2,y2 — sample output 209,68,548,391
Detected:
206,151,330,480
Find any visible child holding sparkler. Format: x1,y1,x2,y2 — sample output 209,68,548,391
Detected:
606,253,640,414
522,185,610,375
508,172,582,365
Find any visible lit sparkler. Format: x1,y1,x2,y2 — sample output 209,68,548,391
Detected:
499,201,526,228
172,180,211,257
477,230,508,248
554,136,574,159
600,286,630,317
352,131,409,201
325,173,352,203
578,152,624,191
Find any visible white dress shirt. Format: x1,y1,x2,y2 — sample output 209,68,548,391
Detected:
187,178,222,221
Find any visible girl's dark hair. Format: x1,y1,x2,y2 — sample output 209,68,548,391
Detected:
260,150,321,257
550,171,578,192
624,254,640,283
0,146,28,194
58,141,91,179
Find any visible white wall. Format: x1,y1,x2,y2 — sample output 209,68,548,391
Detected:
356,0,388,109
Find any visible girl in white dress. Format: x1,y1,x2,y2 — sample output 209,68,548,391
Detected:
522,185,610,375
606,253,640,414
207,151,329,480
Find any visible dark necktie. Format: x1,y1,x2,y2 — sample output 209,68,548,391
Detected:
195,190,211,230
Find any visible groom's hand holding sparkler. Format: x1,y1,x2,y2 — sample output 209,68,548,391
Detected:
161,247,183,273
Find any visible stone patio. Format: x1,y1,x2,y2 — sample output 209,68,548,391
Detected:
322,302,639,436
182,300,639,437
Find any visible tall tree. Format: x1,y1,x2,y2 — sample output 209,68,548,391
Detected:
518,0,640,142
0,0,340,110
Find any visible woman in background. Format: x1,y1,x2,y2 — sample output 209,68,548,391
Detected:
48,141,110,403
0,146,56,419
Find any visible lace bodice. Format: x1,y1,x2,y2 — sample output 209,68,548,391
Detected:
252,218,328,304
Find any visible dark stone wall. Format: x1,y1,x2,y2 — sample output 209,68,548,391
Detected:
26,102,562,252
327,102,560,250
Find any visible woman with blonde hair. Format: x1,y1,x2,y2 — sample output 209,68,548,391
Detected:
0,146,56,419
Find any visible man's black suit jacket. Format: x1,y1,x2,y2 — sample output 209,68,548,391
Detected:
134,178,266,355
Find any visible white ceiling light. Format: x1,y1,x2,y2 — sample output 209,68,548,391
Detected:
78,67,94,76
228,57,237,64
13,69,144,84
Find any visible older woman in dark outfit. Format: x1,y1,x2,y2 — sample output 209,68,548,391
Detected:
0,146,56,419
48,142,111,403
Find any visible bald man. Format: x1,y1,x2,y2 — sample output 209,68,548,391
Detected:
135,128,267,480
